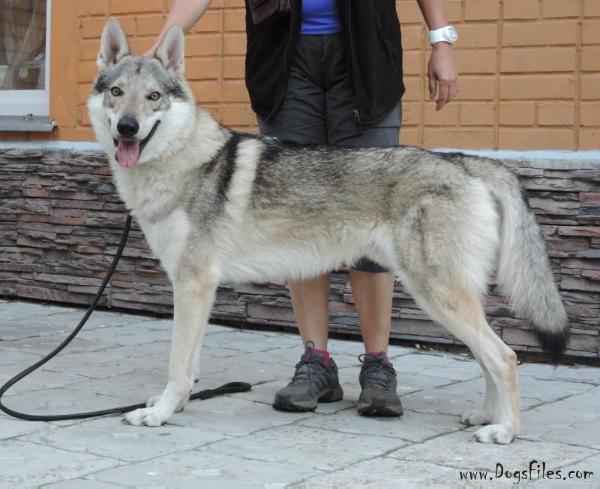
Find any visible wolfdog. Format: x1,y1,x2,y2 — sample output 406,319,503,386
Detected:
88,19,569,444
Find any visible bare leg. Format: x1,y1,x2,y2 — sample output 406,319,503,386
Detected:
287,273,331,349
349,270,394,353
123,274,217,426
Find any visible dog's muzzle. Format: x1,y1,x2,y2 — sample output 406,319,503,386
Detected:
114,120,161,168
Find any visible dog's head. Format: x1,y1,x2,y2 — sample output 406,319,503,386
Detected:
87,18,195,168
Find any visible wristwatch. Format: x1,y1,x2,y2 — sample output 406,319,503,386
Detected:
429,26,458,45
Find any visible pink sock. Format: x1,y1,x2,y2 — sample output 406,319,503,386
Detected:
366,351,389,361
312,348,332,365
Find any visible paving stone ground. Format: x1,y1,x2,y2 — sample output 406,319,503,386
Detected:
0,300,598,488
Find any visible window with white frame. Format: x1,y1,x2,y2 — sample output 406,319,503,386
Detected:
0,0,52,129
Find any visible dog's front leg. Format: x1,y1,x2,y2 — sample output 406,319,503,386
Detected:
123,274,217,426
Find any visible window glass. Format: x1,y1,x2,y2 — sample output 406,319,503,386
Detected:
0,0,47,90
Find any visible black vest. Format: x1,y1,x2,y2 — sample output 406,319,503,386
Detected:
245,0,405,125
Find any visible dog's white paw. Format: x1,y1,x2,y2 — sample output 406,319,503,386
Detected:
146,395,161,408
460,408,492,426
146,394,187,413
122,407,168,427
474,424,515,444
146,392,191,413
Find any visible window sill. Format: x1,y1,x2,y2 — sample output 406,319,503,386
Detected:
0,116,56,133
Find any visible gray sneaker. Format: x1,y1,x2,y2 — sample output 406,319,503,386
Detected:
358,352,404,417
273,342,344,412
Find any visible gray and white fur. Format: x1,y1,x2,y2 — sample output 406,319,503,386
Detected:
88,19,569,444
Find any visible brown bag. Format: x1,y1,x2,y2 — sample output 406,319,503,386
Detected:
248,0,291,25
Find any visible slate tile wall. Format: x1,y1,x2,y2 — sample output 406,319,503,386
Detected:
1,149,598,360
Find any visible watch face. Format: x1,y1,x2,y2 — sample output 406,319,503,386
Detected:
447,27,458,42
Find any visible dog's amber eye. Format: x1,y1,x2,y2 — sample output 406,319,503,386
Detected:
110,87,122,97
148,91,161,101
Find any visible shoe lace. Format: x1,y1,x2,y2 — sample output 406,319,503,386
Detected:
358,353,396,390
290,341,325,385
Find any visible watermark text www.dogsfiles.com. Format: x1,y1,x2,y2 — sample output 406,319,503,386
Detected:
459,460,594,484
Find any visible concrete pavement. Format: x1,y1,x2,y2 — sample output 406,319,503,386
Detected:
0,299,598,488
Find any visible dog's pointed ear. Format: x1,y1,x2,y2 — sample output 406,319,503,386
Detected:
97,18,130,72
155,25,185,76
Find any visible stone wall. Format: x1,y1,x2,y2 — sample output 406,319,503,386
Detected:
1,148,599,360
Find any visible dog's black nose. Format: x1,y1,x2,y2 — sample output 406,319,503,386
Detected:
117,116,139,138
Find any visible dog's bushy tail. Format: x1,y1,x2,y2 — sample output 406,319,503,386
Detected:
464,158,569,363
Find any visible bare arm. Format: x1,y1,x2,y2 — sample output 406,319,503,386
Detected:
416,0,449,29
147,0,214,54
416,0,459,111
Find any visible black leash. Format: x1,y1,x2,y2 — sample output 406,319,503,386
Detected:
0,215,251,422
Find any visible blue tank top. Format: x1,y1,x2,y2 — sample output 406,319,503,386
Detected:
301,0,342,35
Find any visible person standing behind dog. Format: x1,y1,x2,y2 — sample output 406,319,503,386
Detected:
149,0,458,417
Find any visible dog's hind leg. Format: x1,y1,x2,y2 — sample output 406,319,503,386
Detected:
123,272,218,426
460,362,497,427
401,279,520,444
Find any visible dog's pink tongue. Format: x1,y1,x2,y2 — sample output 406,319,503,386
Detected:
116,140,141,168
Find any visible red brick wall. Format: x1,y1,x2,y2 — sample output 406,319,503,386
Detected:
1,1,599,149
399,0,600,150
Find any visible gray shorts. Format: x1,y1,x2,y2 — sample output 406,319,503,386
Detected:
258,34,400,273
